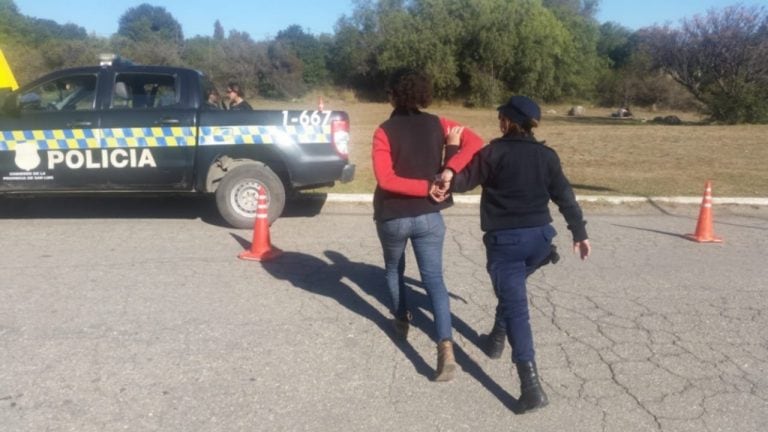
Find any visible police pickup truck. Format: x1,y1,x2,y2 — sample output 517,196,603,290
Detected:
0,56,354,228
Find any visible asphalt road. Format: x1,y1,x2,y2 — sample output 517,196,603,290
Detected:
1,195,767,431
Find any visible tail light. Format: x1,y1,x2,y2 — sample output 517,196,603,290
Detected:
331,119,350,159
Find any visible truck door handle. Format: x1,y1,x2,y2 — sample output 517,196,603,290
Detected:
155,118,180,125
67,121,92,127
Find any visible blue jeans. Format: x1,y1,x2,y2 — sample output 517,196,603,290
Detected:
484,224,556,363
376,212,452,342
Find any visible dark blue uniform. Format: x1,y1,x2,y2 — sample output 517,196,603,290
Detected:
451,134,587,364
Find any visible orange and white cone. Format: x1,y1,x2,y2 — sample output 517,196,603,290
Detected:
239,185,282,261
685,180,723,243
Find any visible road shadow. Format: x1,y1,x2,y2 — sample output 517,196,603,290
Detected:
571,184,617,193
253,246,516,408
612,223,691,240
258,248,433,380
282,193,329,218
0,192,328,226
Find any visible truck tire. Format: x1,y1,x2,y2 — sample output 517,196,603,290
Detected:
215,164,286,229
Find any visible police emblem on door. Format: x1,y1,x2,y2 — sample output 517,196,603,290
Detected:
14,141,41,171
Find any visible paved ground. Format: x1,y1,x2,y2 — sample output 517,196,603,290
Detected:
1,196,767,431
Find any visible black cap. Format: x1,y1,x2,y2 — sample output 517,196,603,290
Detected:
497,96,541,125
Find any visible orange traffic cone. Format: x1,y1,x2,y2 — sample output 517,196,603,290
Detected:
318,96,325,112
239,185,282,261
684,180,723,243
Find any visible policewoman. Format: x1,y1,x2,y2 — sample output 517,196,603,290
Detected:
437,96,591,412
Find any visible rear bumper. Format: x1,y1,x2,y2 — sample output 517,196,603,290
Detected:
288,160,355,189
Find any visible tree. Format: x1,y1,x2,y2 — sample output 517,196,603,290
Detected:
39,38,108,70
213,20,224,41
541,0,605,100
0,0,19,32
455,0,596,103
597,22,633,69
261,40,306,98
1,0,87,46
217,30,261,93
542,0,599,20
390,0,462,97
182,35,227,82
641,5,768,123
117,4,184,47
114,4,185,65
327,3,386,96
457,0,523,104
1,0,91,84
0,0,25,45
276,25,329,86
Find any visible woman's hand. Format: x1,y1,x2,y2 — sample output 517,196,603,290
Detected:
429,181,449,202
429,169,454,202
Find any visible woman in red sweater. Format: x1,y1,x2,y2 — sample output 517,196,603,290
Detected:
372,68,482,382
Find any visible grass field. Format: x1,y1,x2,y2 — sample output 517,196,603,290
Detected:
255,98,768,197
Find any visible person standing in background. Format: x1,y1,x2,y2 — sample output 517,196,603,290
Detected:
204,87,222,110
225,82,252,111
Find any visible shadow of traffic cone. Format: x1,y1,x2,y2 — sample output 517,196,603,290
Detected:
685,180,723,243
239,185,282,261
318,96,325,112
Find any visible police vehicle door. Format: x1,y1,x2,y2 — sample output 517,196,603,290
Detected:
0,72,101,190
96,71,195,189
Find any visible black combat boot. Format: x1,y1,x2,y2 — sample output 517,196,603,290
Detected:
516,361,549,413
527,244,560,277
480,321,506,359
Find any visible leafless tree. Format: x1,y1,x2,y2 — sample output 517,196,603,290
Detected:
640,5,768,123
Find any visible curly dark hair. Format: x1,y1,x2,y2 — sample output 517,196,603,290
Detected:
226,82,245,98
387,68,433,110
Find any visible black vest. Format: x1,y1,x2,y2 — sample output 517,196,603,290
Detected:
373,109,452,221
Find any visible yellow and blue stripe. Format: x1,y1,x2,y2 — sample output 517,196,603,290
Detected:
0,125,331,151
199,125,331,146
0,127,194,151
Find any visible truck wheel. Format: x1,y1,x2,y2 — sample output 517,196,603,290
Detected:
215,164,286,229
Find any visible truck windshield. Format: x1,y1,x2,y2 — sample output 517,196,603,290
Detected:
19,74,97,112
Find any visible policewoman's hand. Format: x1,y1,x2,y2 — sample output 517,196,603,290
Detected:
574,239,591,260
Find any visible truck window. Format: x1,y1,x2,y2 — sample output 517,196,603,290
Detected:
19,74,97,112
111,73,178,109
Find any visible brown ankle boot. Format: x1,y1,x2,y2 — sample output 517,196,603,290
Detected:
434,340,456,382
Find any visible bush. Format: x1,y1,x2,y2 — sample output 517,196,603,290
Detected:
465,70,503,108
704,84,768,124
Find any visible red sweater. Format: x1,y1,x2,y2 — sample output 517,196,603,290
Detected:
372,108,483,220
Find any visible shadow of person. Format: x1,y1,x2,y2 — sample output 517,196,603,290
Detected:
259,250,433,380
322,250,516,408
323,250,480,345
